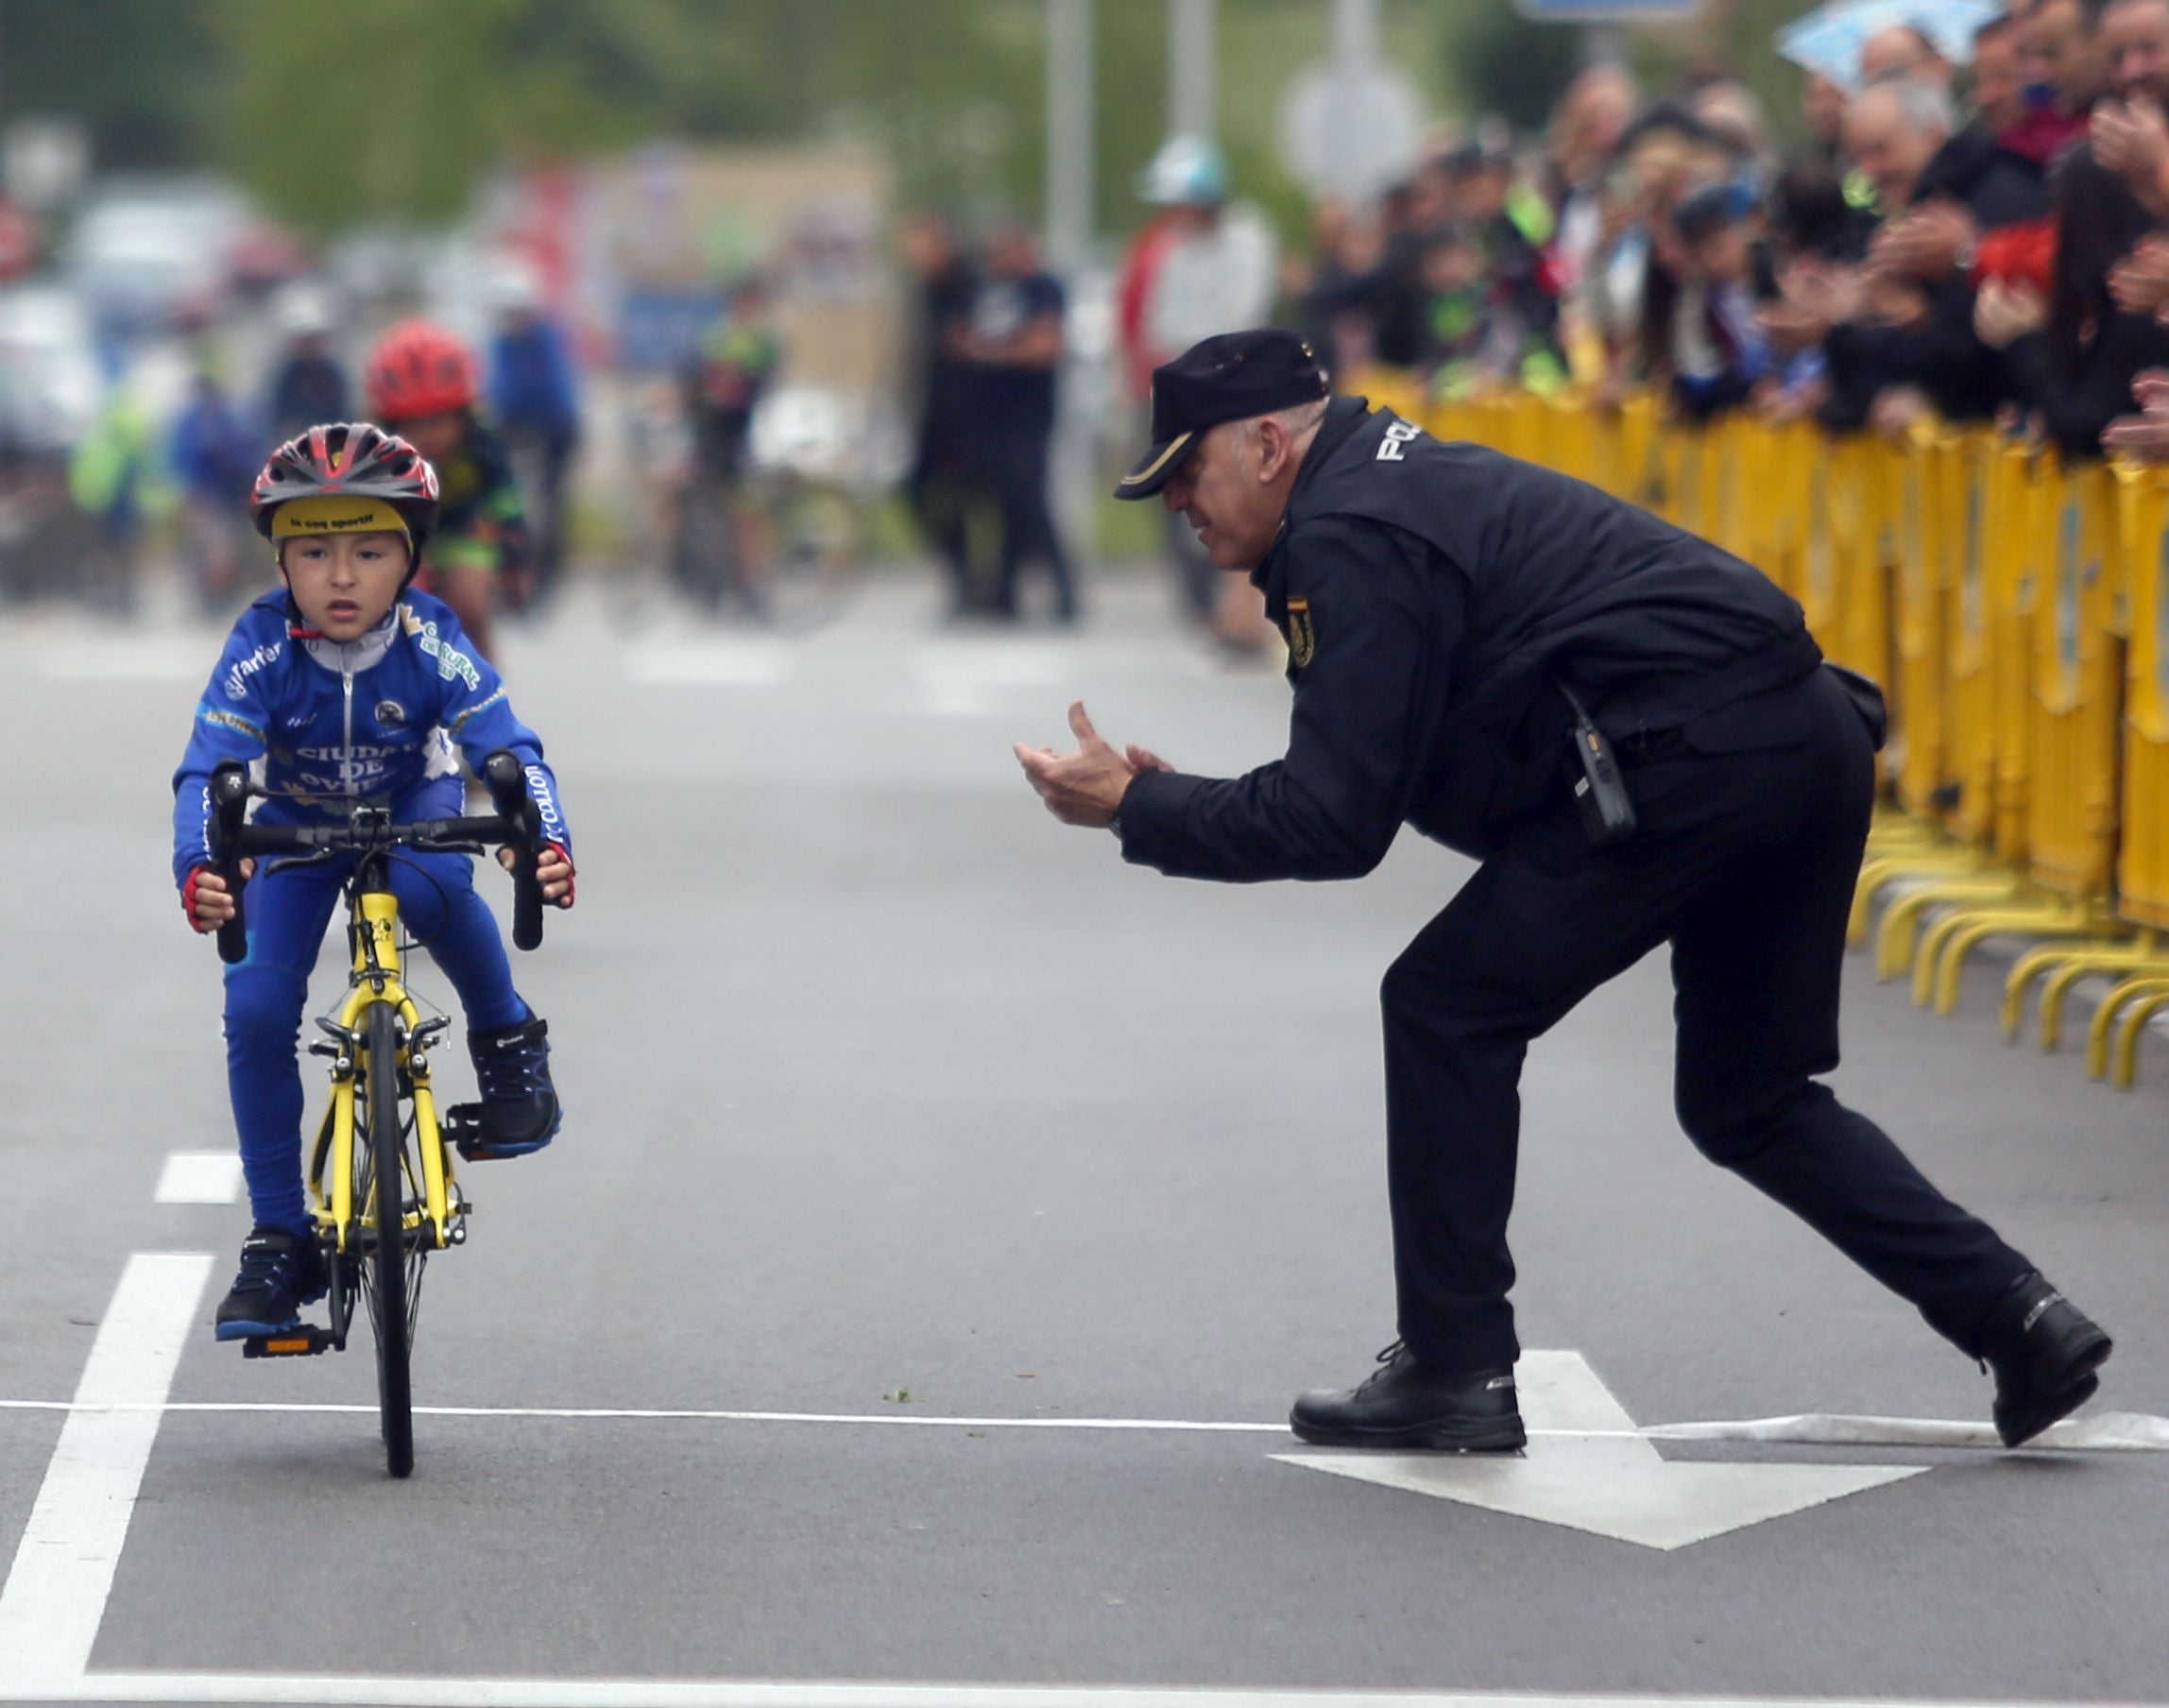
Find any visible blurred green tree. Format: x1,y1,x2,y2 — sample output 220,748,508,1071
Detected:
0,0,223,172
1441,4,1590,134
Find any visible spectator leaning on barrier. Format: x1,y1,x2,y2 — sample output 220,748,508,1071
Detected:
1801,77,2011,434
1581,103,1726,390
1014,327,2115,1456
1668,178,1786,421
1978,145,2169,458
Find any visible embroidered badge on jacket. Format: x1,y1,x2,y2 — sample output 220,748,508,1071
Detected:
1284,595,1317,668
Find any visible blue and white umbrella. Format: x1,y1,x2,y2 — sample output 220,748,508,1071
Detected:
1776,0,2001,91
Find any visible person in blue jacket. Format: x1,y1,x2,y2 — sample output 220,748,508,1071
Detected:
487,267,581,605
173,422,576,1342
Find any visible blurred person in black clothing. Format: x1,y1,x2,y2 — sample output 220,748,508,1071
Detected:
897,211,980,614
1978,146,2169,458
1790,78,2011,432
956,218,1077,624
264,291,349,445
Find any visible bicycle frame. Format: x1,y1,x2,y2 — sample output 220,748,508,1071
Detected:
307,859,459,1256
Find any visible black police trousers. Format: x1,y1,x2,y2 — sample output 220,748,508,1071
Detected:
1383,666,2034,1372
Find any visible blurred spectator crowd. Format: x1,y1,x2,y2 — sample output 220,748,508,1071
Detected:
1247,0,2169,470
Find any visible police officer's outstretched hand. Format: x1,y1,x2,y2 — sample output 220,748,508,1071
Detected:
1015,701,1161,828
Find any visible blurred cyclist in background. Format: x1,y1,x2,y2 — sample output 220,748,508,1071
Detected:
168,366,264,617
264,286,350,446
680,272,785,612
364,317,529,665
487,258,582,609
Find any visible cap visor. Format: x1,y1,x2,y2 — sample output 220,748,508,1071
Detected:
1112,430,1193,501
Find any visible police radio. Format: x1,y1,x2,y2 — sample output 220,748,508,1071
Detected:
1557,679,1637,846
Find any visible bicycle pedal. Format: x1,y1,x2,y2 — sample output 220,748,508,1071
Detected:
443,1103,522,1163
241,1325,337,1358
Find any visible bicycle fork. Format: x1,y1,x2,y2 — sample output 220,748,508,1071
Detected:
307,889,464,1254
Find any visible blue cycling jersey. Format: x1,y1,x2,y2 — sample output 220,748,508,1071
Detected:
171,588,570,889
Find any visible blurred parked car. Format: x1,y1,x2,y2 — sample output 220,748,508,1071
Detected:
0,286,101,604
65,177,248,338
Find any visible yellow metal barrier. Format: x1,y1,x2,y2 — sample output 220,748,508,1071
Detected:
1931,458,2126,1026
1871,429,2023,986
2081,465,2169,1084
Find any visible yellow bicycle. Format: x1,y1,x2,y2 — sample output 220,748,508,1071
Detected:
208,750,546,1477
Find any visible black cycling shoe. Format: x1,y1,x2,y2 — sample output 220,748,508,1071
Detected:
449,1015,561,1161
1289,1341,1528,1451
213,1224,328,1342
1979,1270,2113,1448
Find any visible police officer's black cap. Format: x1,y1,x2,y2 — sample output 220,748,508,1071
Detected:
1114,329,1330,501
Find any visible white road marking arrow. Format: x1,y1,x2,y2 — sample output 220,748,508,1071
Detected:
1274,1350,1927,1550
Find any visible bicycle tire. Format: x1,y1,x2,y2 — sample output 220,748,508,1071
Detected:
680,480,740,613
363,1002,415,1477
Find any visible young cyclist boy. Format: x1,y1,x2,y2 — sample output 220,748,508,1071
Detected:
362,319,531,663
174,423,574,1341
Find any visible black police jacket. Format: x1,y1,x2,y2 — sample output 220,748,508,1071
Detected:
1117,397,1822,878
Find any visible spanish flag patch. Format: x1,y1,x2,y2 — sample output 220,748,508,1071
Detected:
1284,595,1316,669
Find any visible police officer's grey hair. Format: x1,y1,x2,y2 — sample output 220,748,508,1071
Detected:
1858,68,1955,138
1237,397,1330,447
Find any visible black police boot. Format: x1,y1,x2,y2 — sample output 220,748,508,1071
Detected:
448,1016,561,1161
213,1224,328,1342
1289,1341,1527,1451
1978,1271,2112,1448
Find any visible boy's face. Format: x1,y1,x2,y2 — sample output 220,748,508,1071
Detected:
1422,242,1479,292
279,532,411,640
393,411,463,459
1691,223,1752,284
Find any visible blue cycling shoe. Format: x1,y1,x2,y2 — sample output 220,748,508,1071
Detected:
449,1016,561,1161
213,1224,329,1341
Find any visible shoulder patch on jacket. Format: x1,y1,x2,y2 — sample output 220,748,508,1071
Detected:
1283,595,1316,669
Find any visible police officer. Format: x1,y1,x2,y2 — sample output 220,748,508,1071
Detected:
1015,328,2111,1452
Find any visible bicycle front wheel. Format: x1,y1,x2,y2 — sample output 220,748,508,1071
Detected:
361,1002,414,1477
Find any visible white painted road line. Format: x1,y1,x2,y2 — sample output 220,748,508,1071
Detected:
0,1253,213,1691
1648,1409,2169,1450
9,1679,2167,1708
152,1153,243,1205
0,1396,2159,1448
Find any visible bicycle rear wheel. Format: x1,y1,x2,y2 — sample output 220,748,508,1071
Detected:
360,1002,414,1477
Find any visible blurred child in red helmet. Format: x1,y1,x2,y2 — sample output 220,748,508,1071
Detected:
363,318,531,664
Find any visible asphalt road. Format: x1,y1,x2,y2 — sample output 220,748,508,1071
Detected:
1,569,2164,1708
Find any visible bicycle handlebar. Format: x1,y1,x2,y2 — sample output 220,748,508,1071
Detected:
206,748,548,965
